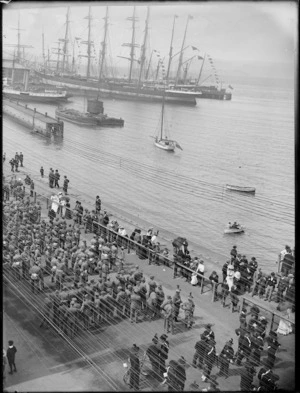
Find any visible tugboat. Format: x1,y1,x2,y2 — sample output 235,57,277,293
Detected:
55,99,124,127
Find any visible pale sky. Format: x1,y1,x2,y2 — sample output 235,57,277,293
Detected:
2,1,297,80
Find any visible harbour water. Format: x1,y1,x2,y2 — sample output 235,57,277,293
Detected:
3,76,294,272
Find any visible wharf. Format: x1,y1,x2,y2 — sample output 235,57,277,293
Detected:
2,166,295,392
3,99,64,137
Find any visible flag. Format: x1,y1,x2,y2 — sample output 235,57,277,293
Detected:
191,46,199,51
228,85,233,89
197,56,204,60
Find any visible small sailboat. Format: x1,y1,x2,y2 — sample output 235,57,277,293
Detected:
154,94,183,152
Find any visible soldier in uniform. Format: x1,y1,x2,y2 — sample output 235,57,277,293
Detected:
148,275,157,296
181,295,195,328
155,285,165,316
130,288,142,323
115,286,126,318
172,289,182,322
161,297,174,334
218,338,234,378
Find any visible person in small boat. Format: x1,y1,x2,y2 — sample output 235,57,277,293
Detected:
164,136,169,145
231,222,239,229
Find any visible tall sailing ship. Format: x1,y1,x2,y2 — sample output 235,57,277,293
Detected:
3,14,71,104
34,6,200,106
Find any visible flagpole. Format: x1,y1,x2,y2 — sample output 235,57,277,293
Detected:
166,14,177,85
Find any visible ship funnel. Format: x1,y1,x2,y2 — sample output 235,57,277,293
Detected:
87,99,104,114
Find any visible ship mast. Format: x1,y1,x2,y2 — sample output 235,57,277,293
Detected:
86,6,92,79
99,6,109,82
17,12,21,61
42,30,46,71
166,15,177,84
123,6,139,83
175,15,192,85
137,6,150,87
160,92,165,140
61,7,70,73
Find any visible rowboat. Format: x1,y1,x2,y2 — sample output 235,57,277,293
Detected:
224,225,244,234
226,184,256,193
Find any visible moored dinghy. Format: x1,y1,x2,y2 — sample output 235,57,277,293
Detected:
226,184,256,193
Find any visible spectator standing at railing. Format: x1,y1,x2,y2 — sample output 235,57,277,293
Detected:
196,260,205,286
264,272,277,302
230,285,239,313
222,260,229,282
209,271,219,300
40,166,44,178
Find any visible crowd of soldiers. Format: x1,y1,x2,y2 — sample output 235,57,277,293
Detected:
2,168,292,391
